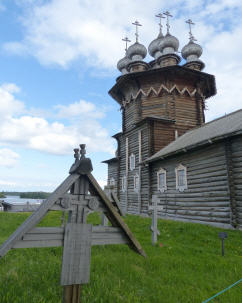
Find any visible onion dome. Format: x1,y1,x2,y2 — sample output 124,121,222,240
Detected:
181,40,202,62
148,32,164,59
127,42,147,61
117,55,132,74
159,33,179,55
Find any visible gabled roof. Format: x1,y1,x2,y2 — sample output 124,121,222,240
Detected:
145,109,242,163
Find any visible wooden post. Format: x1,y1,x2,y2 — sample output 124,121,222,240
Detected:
63,176,90,303
148,195,163,245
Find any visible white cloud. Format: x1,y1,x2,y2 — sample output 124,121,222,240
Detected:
4,0,242,120
0,148,20,167
55,100,104,119
0,83,115,155
0,84,24,118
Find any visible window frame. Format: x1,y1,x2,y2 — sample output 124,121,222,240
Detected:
133,173,139,192
175,164,188,192
109,177,115,186
129,153,135,171
121,176,127,192
157,168,167,192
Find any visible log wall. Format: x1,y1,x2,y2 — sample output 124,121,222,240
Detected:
107,161,118,195
231,136,242,229
118,122,150,214
150,142,233,228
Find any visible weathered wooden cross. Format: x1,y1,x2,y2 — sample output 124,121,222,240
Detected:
0,145,146,303
148,195,163,245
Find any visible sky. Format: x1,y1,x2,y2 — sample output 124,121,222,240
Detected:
0,0,241,192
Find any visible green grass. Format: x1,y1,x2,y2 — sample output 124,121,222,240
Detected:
0,212,241,303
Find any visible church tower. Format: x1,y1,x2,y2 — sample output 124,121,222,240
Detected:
103,12,216,215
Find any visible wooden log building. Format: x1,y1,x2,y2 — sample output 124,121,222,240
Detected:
103,15,242,229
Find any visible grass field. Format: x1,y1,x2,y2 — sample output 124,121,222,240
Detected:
0,211,241,303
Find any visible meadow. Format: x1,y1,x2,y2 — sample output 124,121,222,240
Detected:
0,211,241,303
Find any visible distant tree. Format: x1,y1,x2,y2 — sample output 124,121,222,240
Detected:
19,192,50,199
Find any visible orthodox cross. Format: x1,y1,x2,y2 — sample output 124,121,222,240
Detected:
122,36,131,53
163,11,173,34
0,145,146,303
186,19,196,42
132,20,142,42
155,13,165,35
148,195,163,245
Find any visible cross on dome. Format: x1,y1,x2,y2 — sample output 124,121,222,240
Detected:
155,13,165,34
132,20,142,42
122,37,131,53
186,19,196,42
163,11,173,34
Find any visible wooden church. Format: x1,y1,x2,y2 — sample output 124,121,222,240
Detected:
103,13,242,230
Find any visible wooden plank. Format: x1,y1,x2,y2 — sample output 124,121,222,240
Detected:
13,226,129,248
27,227,64,234
0,173,79,258
61,223,92,286
13,239,63,249
23,233,64,241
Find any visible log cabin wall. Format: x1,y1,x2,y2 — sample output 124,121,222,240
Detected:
153,120,176,153
150,142,232,228
231,136,242,229
118,122,150,214
107,161,118,195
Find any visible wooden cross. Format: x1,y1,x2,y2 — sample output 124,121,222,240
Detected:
186,19,196,42
163,11,173,34
132,20,142,42
122,37,131,53
155,13,165,34
0,145,146,303
148,195,163,245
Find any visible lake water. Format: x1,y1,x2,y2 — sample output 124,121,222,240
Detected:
1,195,43,204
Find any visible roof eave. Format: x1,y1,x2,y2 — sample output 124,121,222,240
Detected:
144,130,242,164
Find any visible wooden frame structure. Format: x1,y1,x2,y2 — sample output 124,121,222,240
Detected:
0,145,146,302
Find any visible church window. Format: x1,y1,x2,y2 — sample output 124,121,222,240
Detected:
121,176,127,192
129,153,135,171
175,164,187,191
134,174,139,192
109,177,115,186
157,168,167,192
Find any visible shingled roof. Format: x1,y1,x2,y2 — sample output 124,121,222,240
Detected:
145,109,242,163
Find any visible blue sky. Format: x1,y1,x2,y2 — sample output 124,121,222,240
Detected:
0,0,242,191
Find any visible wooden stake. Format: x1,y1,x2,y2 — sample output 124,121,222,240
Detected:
63,285,81,303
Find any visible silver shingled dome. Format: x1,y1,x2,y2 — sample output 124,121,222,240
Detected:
181,40,203,62
159,33,179,54
117,55,132,73
148,32,164,59
127,42,147,61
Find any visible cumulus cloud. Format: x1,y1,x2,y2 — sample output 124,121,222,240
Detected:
0,83,24,118
0,148,20,167
0,83,115,155
55,100,105,119
4,0,242,120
